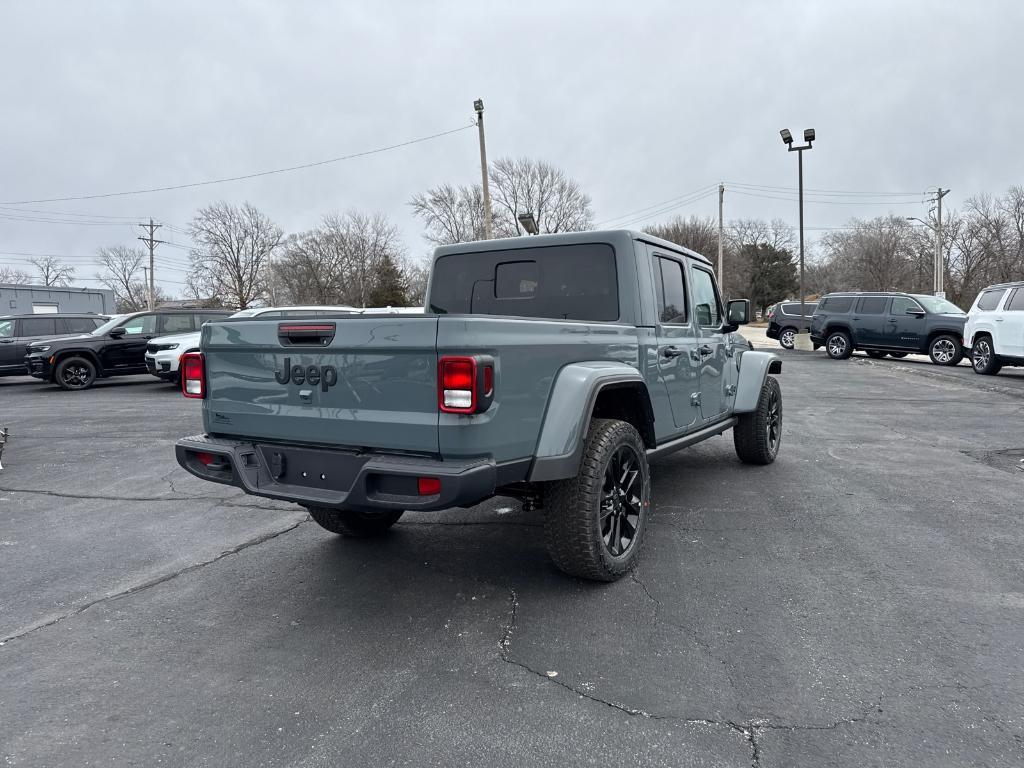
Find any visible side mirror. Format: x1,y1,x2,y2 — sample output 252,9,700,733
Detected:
727,299,750,325
108,327,126,339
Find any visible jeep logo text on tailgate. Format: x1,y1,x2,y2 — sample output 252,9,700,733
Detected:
274,357,338,392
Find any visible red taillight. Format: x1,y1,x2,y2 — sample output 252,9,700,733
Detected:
196,451,217,466
417,477,441,496
181,352,206,399
438,356,496,414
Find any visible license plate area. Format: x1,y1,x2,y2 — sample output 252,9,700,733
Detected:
255,444,368,492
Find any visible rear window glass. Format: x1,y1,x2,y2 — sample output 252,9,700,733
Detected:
977,289,1005,311
782,302,815,316
21,318,57,336
858,297,888,314
822,296,853,313
429,243,619,321
64,317,101,333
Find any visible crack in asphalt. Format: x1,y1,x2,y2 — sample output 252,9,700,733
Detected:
0,518,308,646
0,484,291,510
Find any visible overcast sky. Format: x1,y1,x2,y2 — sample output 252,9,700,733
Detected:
2,0,1022,296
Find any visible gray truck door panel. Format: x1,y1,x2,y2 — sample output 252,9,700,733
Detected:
650,250,700,434
688,263,729,421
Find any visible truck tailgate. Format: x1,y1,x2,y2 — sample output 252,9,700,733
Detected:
202,316,440,453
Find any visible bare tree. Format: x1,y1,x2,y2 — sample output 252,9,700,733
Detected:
403,261,430,305
95,245,149,312
28,256,75,287
409,184,489,247
187,202,283,309
0,266,31,284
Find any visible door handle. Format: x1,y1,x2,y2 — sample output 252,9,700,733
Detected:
0,339,14,344
662,345,682,358
995,317,1005,322
698,344,714,357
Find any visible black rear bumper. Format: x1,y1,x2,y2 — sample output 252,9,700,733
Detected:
175,434,500,512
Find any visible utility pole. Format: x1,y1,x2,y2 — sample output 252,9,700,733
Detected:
474,99,493,240
717,183,725,284
934,187,950,297
137,218,163,310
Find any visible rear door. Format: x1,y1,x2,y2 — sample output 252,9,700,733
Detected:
651,252,700,432
688,263,729,420
18,317,59,361
852,296,889,346
203,316,441,453
1001,288,1024,357
886,296,926,351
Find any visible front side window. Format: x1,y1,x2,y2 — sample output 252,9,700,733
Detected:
21,318,57,336
654,256,688,324
1006,288,1024,312
891,297,924,314
120,314,157,335
977,289,1006,311
858,296,889,314
915,296,964,314
690,267,722,328
0,320,13,338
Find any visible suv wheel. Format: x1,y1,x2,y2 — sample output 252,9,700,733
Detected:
779,327,797,350
55,356,97,391
543,418,650,582
971,336,1002,375
305,506,403,537
734,375,782,465
929,335,964,366
825,331,853,360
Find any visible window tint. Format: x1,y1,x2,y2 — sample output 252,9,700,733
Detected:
690,268,722,327
655,257,687,324
824,296,853,313
429,243,619,321
120,314,157,335
0,320,14,338
1006,288,1024,312
63,317,100,333
21,318,57,336
782,302,815,316
977,289,1005,311
858,296,888,314
160,314,194,334
890,297,923,314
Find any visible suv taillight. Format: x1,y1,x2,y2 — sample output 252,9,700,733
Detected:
438,355,494,414
181,352,206,399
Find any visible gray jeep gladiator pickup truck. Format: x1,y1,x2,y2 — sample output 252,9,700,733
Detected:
176,230,782,581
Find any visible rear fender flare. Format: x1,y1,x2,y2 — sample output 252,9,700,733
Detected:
528,362,648,482
734,351,782,413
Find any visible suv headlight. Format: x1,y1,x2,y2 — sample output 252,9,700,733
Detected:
161,343,180,351
28,345,50,353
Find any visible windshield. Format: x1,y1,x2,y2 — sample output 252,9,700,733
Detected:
90,314,129,335
915,296,965,314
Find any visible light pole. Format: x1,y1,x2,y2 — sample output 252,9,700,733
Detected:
474,99,494,240
517,212,539,235
779,128,814,340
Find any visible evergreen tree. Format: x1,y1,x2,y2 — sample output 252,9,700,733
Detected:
367,252,409,306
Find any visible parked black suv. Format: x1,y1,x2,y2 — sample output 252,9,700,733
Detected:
766,301,817,349
810,292,966,365
25,309,231,390
0,313,108,376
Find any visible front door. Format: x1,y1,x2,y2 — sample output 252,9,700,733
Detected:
104,314,157,370
886,296,926,351
651,254,701,433
689,264,728,421
852,296,889,347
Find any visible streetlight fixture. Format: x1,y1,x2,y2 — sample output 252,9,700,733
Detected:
517,212,539,235
779,127,815,342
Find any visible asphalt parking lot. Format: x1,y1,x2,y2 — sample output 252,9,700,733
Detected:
1,353,1023,767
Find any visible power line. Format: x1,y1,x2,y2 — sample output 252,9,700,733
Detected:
595,184,719,227
723,181,927,197
1,123,476,205
0,205,142,220
729,190,926,206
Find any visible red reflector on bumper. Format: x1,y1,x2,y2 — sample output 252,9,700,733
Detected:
196,452,217,466
418,477,441,496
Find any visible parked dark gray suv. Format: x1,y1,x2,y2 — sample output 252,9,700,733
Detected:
0,313,108,376
810,292,966,365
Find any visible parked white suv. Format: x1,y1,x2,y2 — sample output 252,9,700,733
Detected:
964,282,1024,375
145,305,359,383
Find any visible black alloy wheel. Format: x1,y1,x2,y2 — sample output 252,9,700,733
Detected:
55,356,97,391
600,444,643,557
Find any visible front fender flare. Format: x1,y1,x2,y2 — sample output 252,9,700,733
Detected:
528,361,646,482
734,351,781,413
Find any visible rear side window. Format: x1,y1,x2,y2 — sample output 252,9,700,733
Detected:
429,243,619,321
21,318,57,336
823,296,853,313
1006,289,1024,312
160,314,194,334
63,317,100,333
653,256,688,324
782,302,815,316
858,297,888,314
977,290,1005,311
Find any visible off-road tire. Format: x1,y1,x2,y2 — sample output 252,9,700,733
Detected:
825,331,853,360
929,334,964,366
734,375,782,465
542,418,650,582
54,356,97,391
971,335,1002,375
779,327,797,350
305,506,403,537
865,350,887,359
